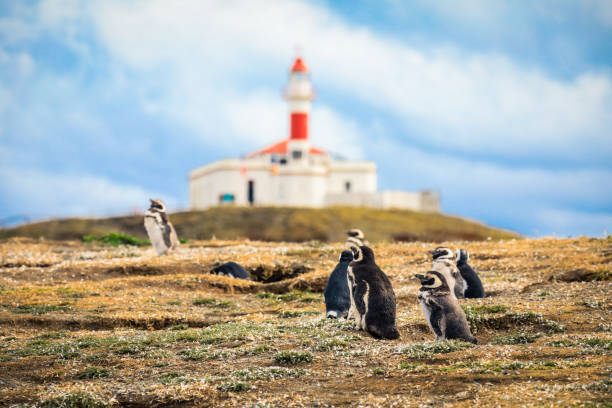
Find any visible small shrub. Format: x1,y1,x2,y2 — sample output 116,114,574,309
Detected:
169,324,189,331
76,367,111,379
274,350,313,364
217,381,251,392
83,232,149,247
399,340,475,358
13,303,72,315
192,298,232,308
491,332,541,345
158,371,193,385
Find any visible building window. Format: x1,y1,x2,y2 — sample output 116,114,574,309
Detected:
345,181,351,192
292,150,302,159
279,157,287,165
219,193,235,204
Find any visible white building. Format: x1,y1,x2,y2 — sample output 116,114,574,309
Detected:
189,57,439,212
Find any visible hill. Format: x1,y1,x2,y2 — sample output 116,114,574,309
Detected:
0,206,518,242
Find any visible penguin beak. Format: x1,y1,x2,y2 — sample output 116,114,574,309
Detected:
427,249,436,255
414,274,427,282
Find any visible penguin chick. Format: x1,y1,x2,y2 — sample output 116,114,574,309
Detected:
345,229,368,246
144,199,179,255
416,271,477,344
324,250,353,319
428,247,466,299
347,244,399,340
456,249,485,298
210,261,250,280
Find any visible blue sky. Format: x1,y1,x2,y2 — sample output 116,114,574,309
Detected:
0,0,611,237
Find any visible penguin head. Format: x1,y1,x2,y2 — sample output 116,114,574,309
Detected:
338,250,354,263
345,229,365,240
428,246,454,261
349,245,375,264
456,248,469,263
415,270,449,291
149,198,166,212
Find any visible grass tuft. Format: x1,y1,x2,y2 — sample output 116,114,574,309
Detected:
83,232,149,247
76,367,111,379
399,340,475,358
217,381,252,392
192,298,233,308
491,332,541,345
38,391,111,408
274,350,313,364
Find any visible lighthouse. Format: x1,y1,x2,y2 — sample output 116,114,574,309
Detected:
285,57,315,165
188,56,439,212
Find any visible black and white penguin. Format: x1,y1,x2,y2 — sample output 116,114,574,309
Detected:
210,262,250,280
144,199,179,255
345,228,368,246
428,246,466,299
415,270,477,344
324,250,353,319
456,249,485,298
346,244,400,340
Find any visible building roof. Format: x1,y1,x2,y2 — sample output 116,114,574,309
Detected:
291,57,308,73
246,138,326,158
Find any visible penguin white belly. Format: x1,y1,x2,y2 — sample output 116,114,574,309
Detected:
418,292,435,333
144,217,169,255
346,267,359,325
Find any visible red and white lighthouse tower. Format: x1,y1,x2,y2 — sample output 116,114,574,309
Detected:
285,57,315,162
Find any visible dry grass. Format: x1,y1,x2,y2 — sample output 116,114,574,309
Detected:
0,236,610,407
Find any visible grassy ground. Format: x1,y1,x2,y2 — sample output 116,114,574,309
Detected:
0,236,610,407
0,206,519,242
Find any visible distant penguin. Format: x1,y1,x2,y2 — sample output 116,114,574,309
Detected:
416,270,477,344
456,249,485,298
345,229,368,246
324,250,353,319
428,247,466,299
144,199,179,255
210,262,250,280
346,244,400,340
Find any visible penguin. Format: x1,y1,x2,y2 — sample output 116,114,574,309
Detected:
346,244,400,340
144,199,179,255
428,247,466,299
456,249,485,298
210,262,250,280
324,250,353,319
415,270,477,344
345,229,368,246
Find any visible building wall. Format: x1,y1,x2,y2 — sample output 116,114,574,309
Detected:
328,160,377,195
325,190,440,212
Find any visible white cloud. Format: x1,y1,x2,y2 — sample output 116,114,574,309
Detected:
74,0,612,164
0,167,173,218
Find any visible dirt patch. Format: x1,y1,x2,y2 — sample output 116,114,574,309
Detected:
247,264,313,283
549,268,611,282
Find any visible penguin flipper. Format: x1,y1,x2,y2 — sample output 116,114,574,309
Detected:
353,281,368,317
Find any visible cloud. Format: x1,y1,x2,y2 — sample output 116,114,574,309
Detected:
0,167,171,218
76,0,612,167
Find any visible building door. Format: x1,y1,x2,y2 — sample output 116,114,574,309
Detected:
248,180,255,205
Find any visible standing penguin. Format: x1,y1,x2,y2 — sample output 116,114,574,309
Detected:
210,262,250,280
345,229,368,246
324,250,353,319
415,270,477,344
346,244,399,339
144,199,179,255
456,249,485,298
428,247,466,299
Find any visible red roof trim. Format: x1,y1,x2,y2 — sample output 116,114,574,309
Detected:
246,138,326,158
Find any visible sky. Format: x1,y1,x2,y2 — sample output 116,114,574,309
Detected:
0,0,611,237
